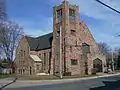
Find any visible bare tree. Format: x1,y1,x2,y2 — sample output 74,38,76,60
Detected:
114,48,120,70
0,0,7,21
0,21,23,67
98,42,111,55
98,42,112,67
0,48,3,58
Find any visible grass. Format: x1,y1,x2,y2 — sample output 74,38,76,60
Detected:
62,74,96,79
0,73,97,80
17,75,59,80
0,74,10,79
16,74,97,80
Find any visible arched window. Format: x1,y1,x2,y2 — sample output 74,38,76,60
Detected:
82,43,90,55
44,53,46,65
23,69,25,74
70,46,72,52
24,51,25,56
69,9,75,21
21,50,23,57
57,9,62,22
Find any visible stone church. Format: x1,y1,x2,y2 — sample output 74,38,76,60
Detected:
14,1,106,75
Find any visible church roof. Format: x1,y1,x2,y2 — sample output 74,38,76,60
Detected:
26,32,53,51
30,55,42,62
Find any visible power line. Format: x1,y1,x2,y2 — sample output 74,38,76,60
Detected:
95,0,120,14
116,35,120,37
95,0,120,44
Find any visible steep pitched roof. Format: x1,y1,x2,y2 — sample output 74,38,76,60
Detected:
30,55,42,62
26,32,53,51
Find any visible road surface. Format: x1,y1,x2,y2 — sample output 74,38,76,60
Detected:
3,75,120,90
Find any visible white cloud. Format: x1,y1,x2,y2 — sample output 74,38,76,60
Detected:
97,33,120,48
11,0,120,48
68,0,120,21
11,17,53,37
24,28,52,37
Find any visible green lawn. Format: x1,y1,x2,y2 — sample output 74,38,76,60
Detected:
17,75,60,80
17,74,96,80
0,74,97,80
0,74,10,79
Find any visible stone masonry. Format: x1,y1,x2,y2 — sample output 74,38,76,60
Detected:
14,1,106,75
50,1,106,75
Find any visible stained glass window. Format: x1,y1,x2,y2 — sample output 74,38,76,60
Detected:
69,9,75,21
57,9,62,22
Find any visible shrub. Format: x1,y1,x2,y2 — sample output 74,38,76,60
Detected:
63,72,71,76
91,68,97,75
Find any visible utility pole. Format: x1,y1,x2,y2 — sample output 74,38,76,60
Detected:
111,48,115,72
111,35,120,72
59,26,63,78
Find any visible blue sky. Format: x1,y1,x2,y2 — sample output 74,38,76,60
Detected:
6,0,120,48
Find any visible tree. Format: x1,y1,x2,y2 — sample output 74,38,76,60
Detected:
114,48,120,69
0,48,2,59
0,21,23,67
98,42,112,67
98,42,111,55
117,51,120,69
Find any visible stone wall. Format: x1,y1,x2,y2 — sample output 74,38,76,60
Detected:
34,62,42,74
51,1,106,75
14,36,35,75
15,37,52,75
37,49,52,73
15,1,106,76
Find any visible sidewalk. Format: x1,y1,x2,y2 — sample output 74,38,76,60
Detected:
1,73,120,89
0,78,14,84
0,77,16,89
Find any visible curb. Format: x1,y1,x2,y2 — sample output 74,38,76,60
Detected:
58,73,120,82
97,73,120,78
1,73,120,89
16,73,120,83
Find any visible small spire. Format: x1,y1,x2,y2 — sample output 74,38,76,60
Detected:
62,0,69,4
64,0,68,2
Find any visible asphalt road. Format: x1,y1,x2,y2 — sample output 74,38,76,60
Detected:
3,75,120,90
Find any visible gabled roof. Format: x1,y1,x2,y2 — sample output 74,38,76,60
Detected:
30,55,42,62
26,32,53,51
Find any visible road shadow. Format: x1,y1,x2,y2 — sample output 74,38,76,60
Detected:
0,78,17,90
90,80,120,90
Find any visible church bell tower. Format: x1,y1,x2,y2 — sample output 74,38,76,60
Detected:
51,0,80,75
